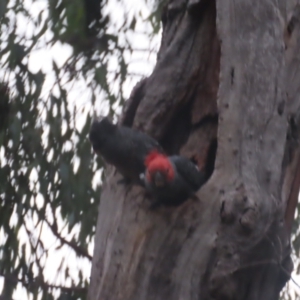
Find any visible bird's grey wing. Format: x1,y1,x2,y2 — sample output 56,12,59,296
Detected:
170,155,206,191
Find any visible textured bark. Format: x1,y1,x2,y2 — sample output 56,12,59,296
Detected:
88,1,300,299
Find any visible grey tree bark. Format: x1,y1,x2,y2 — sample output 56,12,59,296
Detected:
88,0,300,299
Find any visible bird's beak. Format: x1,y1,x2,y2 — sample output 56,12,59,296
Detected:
153,172,166,187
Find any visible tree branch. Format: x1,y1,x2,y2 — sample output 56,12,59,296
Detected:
44,217,92,261
0,273,87,293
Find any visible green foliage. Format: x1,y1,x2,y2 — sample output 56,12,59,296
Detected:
0,0,162,299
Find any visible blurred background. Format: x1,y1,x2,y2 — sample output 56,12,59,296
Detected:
0,0,298,299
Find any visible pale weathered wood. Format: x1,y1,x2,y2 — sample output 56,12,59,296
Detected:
88,1,300,299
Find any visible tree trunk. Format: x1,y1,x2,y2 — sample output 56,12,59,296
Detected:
88,1,300,299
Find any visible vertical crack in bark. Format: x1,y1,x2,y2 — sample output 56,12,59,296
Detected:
284,146,300,235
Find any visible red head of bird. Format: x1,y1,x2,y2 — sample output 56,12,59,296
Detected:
144,151,175,187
